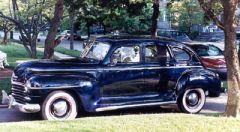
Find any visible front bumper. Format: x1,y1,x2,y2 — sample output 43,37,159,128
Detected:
1,90,40,113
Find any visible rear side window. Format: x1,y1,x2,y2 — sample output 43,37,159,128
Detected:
145,45,171,63
172,48,190,61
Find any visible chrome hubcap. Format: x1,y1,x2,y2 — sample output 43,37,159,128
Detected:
187,92,199,106
52,100,68,117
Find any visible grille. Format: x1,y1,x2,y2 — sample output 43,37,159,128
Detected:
11,75,27,104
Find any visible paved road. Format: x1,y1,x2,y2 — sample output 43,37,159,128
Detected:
0,94,227,123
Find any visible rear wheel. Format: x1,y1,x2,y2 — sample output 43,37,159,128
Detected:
41,91,78,120
178,88,205,114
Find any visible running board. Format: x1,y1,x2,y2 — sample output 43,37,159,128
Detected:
95,101,176,112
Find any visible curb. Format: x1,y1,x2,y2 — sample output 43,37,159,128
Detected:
0,105,8,108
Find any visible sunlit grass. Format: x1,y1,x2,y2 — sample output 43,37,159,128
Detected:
0,43,43,68
0,114,239,132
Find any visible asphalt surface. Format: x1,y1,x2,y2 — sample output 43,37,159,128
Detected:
0,94,227,123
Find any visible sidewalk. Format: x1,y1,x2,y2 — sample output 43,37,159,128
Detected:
0,69,12,80
37,48,75,59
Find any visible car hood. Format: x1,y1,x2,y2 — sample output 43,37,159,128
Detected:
14,59,99,80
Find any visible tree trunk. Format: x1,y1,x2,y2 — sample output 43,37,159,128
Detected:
12,0,18,19
2,30,8,45
10,31,13,39
69,12,74,50
43,0,64,59
18,29,33,57
102,22,106,35
222,0,240,117
87,24,91,38
30,41,37,58
151,0,160,37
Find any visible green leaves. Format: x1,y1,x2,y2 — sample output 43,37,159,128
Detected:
169,0,205,33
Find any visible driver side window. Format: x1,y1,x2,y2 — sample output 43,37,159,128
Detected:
111,46,140,64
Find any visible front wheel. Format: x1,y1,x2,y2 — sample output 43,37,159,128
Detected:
178,88,206,114
41,91,78,120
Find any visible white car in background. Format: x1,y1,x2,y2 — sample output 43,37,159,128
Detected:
60,30,70,38
0,51,9,69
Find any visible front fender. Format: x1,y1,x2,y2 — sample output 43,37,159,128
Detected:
175,69,221,98
25,74,100,112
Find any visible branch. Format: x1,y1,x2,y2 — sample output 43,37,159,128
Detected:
0,13,28,33
198,0,225,30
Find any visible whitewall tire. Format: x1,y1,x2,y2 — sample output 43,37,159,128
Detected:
41,91,78,120
178,88,206,114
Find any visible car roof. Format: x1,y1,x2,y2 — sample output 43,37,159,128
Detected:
96,35,181,46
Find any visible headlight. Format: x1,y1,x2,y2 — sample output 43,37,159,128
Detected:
25,80,41,89
25,80,31,88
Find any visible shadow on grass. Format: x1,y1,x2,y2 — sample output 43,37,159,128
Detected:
0,105,180,123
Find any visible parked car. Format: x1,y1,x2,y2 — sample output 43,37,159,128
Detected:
60,30,70,38
157,29,192,42
91,28,105,34
67,33,82,40
2,35,222,120
61,30,82,40
187,44,227,80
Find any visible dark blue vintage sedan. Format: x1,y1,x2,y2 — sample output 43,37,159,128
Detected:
2,36,221,120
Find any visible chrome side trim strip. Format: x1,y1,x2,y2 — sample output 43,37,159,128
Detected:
28,66,203,72
95,101,176,112
101,94,159,100
28,85,81,90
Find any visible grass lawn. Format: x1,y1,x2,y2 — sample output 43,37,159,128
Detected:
0,43,44,68
0,114,239,132
0,78,11,101
54,47,81,57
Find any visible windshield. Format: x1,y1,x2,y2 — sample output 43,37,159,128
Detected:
191,45,223,57
82,42,110,61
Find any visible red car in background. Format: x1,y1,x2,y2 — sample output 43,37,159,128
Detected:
187,44,227,80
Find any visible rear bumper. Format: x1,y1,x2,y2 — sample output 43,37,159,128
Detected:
1,90,40,113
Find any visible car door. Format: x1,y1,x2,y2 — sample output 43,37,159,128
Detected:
170,46,199,77
143,43,176,102
101,44,146,105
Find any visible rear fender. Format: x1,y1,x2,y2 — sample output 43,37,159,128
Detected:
175,69,220,99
